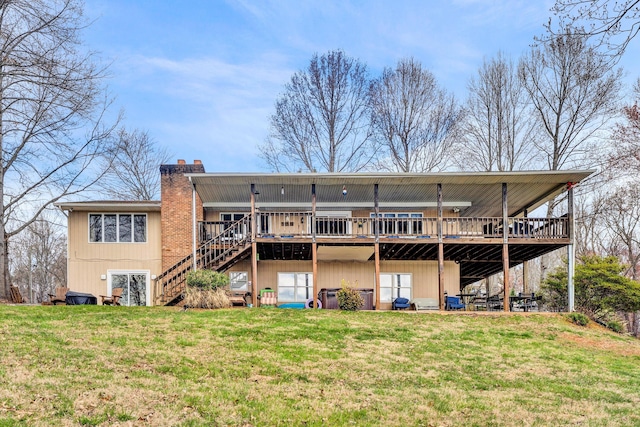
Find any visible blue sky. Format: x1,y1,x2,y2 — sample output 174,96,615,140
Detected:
83,0,640,172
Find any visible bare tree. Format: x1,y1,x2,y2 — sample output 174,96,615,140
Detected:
9,213,66,303
457,52,539,172
520,30,622,177
99,128,171,200
261,50,375,172
608,78,640,178
598,186,640,280
369,57,461,172
548,0,640,61
0,0,119,298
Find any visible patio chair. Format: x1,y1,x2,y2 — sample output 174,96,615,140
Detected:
259,289,277,307
445,295,465,311
48,286,68,305
100,288,123,306
392,297,411,310
487,295,503,311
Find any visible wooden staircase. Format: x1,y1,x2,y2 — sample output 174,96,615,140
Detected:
155,215,252,305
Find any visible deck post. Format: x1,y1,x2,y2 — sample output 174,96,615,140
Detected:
312,242,318,308
567,183,575,312
502,183,510,312
374,184,380,309
251,184,258,307
523,208,529,295
312,184,316,242
437,183,445,310
374,184,379,243
312,184,318,308
374,242,381,310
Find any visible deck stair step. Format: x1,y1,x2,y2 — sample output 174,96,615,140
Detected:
155,215,252,305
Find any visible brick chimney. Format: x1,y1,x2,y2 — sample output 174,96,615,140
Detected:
160,160,206,272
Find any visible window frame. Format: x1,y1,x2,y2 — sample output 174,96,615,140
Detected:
277,272,313,302
89,213,147,243
379,272,412,303
229,271,249,291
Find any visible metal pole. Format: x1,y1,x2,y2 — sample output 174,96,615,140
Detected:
437,183,444,310
567,183,575,312
251,184,258,307
189,177,197,271
502,183,510,312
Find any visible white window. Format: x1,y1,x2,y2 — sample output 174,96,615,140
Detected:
229,272,248,291
277,272,313,302
89,214,146,243
380,273,412,302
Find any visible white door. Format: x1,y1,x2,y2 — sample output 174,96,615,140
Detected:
107,271,151,306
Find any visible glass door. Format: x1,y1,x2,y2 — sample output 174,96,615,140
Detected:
108,271,149,306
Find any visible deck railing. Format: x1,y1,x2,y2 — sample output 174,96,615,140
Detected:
198,214,568,241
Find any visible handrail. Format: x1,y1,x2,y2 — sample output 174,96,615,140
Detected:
231,213,568,239
155,215,251,303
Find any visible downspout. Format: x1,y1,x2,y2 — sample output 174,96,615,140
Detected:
189,176,197,271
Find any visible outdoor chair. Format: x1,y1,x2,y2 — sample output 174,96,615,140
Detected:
519,292,538,312
259,289,277,307
48,287,68,305
445,295,465,310
487,295,503,311
228,291,248,307
392,297,411,310
100,288,123,306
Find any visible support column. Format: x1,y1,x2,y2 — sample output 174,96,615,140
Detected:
251,184,258,307
437,183,445,310
374,184,380,310
567,183,575,312
312,242,318,308
523,209,529,295
311,184,318,308
502,183,510,312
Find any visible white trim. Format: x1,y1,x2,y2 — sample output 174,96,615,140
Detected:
205,201,472,209
88,213,148,244
107,270,151,306
379,272,413,303
316,210,352,217
277,272,313,303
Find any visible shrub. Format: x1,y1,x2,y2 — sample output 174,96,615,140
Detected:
337,280,364,311
607,320,624,334
186,270,229,290
567,312,589,326
183,287,231,309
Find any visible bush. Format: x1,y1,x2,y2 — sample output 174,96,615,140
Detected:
567,312,590,326
337,280,364,311
186,270,229,290
183,287,231,309
607,320,624,334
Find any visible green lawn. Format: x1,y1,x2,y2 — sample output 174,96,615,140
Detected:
0,306,639,426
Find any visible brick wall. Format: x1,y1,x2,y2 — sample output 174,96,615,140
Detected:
160,160,205,272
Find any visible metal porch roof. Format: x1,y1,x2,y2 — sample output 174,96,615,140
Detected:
187,170,594,217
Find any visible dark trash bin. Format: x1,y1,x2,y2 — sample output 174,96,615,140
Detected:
65,291,97,305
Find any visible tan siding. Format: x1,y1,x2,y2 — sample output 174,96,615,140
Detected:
226,258,458,309
67,210,162,302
